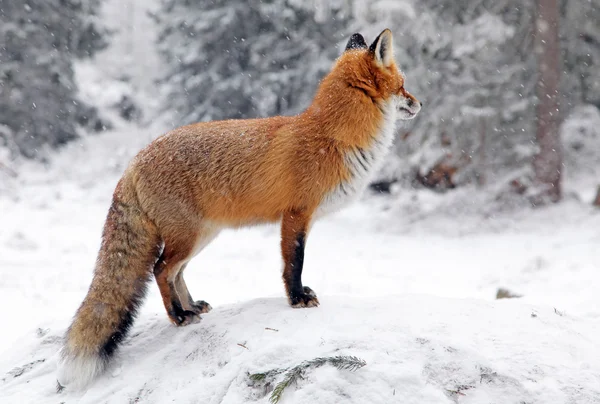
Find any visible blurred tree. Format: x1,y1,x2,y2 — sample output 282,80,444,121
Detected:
354,0,596,199
560,0,600,109
593,186,600,207
156,0,351,125
0,0,107,159
533,0,562,203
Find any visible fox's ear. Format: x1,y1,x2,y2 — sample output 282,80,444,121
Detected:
369,29,394,67
345,33,367,51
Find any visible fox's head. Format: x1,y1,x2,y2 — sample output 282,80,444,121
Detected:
340,29,422,120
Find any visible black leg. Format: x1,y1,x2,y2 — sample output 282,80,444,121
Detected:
281,210,319,308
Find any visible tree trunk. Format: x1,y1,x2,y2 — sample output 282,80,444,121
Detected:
477,117,486,187
593,186,600,207
532,0,563,203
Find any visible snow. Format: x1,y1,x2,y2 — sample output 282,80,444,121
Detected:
1,291,599,403
2,125,600,402
74,0,164,124
452,13,515,58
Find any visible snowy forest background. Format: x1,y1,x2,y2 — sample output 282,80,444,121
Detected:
2,0,599,209
2,1,600,402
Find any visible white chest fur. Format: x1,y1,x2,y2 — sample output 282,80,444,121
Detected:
317,102,397,216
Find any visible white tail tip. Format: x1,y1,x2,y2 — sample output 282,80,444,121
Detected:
56,348,106,391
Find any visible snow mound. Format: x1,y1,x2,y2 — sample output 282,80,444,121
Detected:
1,296,598,404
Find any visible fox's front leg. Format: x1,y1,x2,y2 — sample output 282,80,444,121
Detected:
281,210,319,308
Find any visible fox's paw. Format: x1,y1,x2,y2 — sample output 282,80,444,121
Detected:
172,310,202,326
191,300,212,314
289,286,320,308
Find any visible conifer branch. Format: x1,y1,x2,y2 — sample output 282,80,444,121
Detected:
249,355,366,403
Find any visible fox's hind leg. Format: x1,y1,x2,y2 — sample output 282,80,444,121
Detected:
174,265,212,315
154,246,200,326
154,225,219,325
173,226,220,315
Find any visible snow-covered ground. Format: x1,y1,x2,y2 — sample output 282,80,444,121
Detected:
1,116,600,402
1,294,599,404
1,0,599,402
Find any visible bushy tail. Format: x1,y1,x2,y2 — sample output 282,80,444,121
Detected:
57,177,162,390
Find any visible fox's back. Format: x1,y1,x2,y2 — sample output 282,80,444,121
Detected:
137,116,287,186
129,115,348,226
131,116,287,223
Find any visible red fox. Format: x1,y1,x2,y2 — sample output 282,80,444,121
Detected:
57,29,421,389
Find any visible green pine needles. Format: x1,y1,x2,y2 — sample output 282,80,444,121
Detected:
249,355,367,403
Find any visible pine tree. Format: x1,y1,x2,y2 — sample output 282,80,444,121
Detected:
156,0,351,126
0,0,106,158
